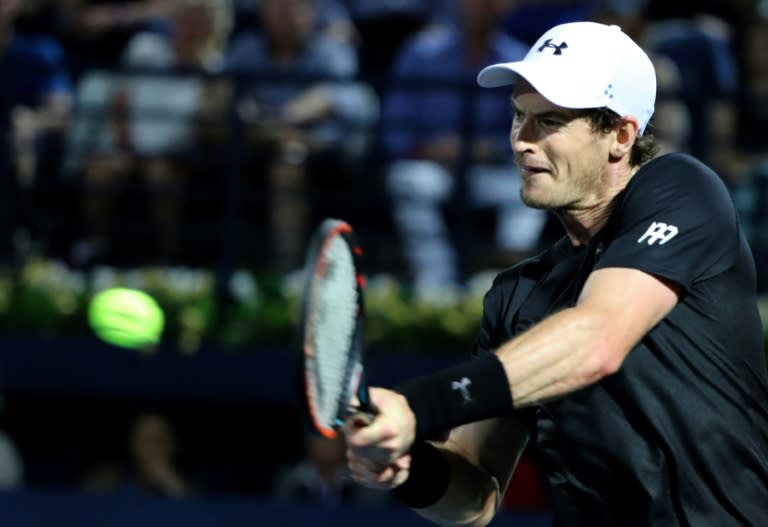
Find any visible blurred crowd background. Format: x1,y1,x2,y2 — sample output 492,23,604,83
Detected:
0,0,767,525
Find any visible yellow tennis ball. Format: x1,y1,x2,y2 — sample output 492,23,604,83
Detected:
88,288,165,349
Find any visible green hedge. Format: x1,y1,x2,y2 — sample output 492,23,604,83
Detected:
1,259,767,355
0,259,490,354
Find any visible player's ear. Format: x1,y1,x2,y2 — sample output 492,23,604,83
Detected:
610,116,639,159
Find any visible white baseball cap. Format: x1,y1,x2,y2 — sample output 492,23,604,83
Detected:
477,22,656,134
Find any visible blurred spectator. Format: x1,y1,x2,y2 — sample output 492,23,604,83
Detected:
589,2,692,156
66,0,233,266
640,2,747,163
28,0,177,80
643,0,755,75
0,430,23,489
646,55,691,156
228,0,359,55
719,16,768,293
733,16,768,155
320,0,455,90
500,0,595,46
273,432,391,507
313,0,358,43
232,0,434,60
726,160,768,293
0,0,72,262
224,0,378,270
381,0,546,300
84,412,193,497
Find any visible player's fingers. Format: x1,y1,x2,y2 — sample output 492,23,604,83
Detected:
347,448,386,472
374,465,396,483
347,459,375,479
382,464,410,488
348,460,409,490
393,453,412,471
343,413,397,448
348,461,388,489
347,410,374,429
345,423,409,466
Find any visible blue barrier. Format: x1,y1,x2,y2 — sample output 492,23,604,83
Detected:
0,336,460,401
0,489,553,527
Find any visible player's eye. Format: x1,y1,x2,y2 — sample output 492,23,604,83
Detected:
537,116,563,128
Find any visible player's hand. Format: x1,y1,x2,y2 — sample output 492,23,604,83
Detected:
343,387,417,467
346,448,411,490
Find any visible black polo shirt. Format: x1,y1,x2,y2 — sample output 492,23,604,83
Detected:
475,153,768,526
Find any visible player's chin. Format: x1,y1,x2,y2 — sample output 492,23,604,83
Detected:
520,186,557,210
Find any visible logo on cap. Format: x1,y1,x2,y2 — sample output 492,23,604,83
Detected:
537,39,568,55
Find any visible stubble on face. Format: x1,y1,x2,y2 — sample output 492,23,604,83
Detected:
519,141,608,211
512,102,609,211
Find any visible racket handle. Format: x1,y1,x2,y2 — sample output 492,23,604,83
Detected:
347,403,378,428
349,412,373,428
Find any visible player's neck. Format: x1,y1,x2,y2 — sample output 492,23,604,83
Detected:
557,208,613,247
557,164,639,247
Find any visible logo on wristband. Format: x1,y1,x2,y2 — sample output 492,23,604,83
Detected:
451,377,473,404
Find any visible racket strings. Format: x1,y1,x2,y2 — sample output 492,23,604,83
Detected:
307,236,359,428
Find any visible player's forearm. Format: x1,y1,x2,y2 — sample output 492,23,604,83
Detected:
497,305,623,406
399,417,527,527
408,445,501,527
397,305,624,441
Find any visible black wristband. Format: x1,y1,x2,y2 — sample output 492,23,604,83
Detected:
394,440,451,509
395,353,514,441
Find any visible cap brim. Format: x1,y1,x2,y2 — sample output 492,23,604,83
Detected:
478,61,606,110
477,62,522,88
477,61,561,101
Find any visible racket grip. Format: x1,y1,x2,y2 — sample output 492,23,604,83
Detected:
349,411,373,428
348,403,378,428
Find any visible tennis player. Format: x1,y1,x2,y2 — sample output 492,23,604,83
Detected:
343,21,768,526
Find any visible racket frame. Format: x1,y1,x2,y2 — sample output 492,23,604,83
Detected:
299,219,375,439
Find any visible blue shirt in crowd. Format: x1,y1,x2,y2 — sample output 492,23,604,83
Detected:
382,25,528,161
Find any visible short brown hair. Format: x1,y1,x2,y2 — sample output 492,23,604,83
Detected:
576,108,659,166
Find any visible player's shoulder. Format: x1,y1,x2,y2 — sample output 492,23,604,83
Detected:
488,238,568,294
632,152,725,192
620,152,734,219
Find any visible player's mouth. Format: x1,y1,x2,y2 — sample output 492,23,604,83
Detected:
519,164,551,178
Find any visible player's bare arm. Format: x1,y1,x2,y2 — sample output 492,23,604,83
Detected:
410,416,530,527
383,266,681,444
498,266,682,406
346,410,531,527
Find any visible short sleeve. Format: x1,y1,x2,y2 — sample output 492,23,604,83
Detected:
594,153,739,291
474,280,505,357
472,255,550,356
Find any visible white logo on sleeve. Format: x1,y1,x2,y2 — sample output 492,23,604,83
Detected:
637,222,678,246
451,377,473,404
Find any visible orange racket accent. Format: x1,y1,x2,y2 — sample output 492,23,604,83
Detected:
299,218,375,438
302,221,354,440
304,357,338,439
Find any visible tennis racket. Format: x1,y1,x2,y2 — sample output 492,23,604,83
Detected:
298,218,377,439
